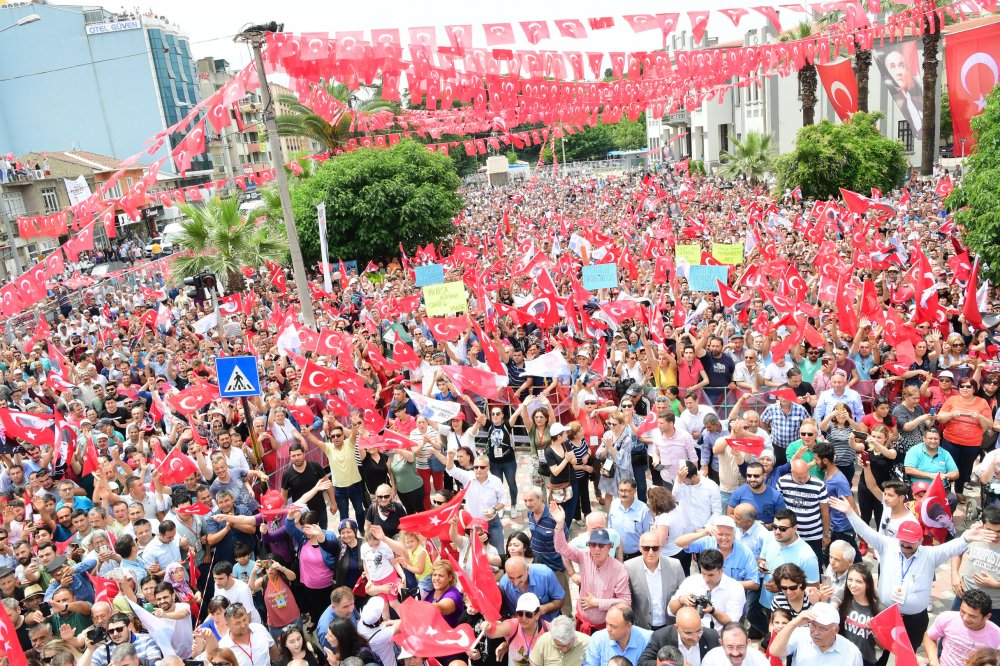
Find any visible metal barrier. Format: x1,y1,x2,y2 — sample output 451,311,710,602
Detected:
461,158,630,187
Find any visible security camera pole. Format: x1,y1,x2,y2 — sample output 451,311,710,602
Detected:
236,22,316,330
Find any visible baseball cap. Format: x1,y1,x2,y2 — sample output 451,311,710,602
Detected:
46,555,68,574
515,593,541,613
550,423,570,437
587,528,612,545
938,370,954,380
360,597,385,625
896,520,924,543
711,516,737,530
809,602,840,626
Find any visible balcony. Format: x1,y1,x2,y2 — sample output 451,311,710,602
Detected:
666,110,690,127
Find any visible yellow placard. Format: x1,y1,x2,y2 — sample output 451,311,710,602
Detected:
676,244,702,266
422,281,468,316
711,243,745,265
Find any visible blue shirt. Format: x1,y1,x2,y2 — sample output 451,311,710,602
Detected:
607,498,652,555
55,496,95,512
824,471,854,532
44,553,98,603
903,444,958,482
849,352,875,381
728,484,787,525
498,564,565,623
583,625,652,666
814,388,864,422
686,536,758,583
528,507,565,571
316,607,360,651
758,537,820,608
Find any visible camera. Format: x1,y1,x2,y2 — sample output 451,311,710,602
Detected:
692,595,713,614
86,626,108,644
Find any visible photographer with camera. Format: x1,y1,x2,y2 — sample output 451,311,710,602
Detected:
668,549,746,631
83,612,163,666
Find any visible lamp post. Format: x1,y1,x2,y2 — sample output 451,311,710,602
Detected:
0,13,41,278
234,21,316,330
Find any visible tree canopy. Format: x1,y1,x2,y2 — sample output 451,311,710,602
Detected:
773,111,907,199
290,139,463,264
719,132,777,185
946,87,1000,281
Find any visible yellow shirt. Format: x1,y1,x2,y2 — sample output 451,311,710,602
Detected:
408,546,433,581
323,440,363,487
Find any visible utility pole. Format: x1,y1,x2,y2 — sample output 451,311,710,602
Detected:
236,22,316,330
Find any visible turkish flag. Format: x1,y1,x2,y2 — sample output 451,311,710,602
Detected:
393,597,477,658
266,260,287,293
297,358,338,395
870,604,918,666
441,364,501,399
963,256,986,330
158,446,199,485
727,437,766,456
637,412,658,436
0,409,58,446
944,21,1000,156
0,602,28,666
165,384,219,415
175,501,213,516
818,58,859,121
935,175,954,198
398,486,467,540
288,404,315,427
392,337,422,370
88,573,121,605
838,187,872,215
425,316,469,342
918,473,957,544
765,388,800,403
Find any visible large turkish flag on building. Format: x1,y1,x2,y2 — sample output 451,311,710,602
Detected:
817,58,859,121
945,21,1000,156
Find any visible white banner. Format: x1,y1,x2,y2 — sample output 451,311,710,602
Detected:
317,202,332,292
405,389,462,424
524,350,573,378
64,176,92,206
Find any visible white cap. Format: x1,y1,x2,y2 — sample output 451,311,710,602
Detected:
810,602,840,626
550,423,570,437
515,593,541,613
712,515,737,530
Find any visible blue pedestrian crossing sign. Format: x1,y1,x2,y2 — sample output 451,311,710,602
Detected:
215,356,262,398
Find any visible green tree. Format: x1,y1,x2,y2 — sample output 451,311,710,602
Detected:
940,88,953,147
946,87,1000,281
719,132,777,185
290,139,462,264
170,196,288,293
541,124,616,162
609,114,648,151
773,111,907,199
275,81,398,152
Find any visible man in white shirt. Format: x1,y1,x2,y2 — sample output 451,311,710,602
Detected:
767,602,862,666
673,462,722,531
140,520,181,580
446,451,507,552
677,393,717,441
212,561,262,623
668,549,746,632
702,621,769,666
218,603,277,666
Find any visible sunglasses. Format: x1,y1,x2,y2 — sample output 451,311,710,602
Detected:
376,495,391,500
621,403,633,408
584,401,597,405
960,384,974,389
516,610,536,618
108,626,128,634
587,542,610,548
746,473,762,479
212,662,231,666
779,584,800,591
491,411,503,416
773,524,794,533
640,545,661,552
473,465,488,470
799,432,816,437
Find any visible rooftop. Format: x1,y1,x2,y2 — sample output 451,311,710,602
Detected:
20,150,143,177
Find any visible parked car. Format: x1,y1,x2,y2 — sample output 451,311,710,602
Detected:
89,261,127,277
144,237,174,257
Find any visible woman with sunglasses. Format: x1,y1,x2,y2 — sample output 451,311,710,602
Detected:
278,625,324,666
515,391,557,495
820,403,863,482
938,378,995,502
769,563,817,618
482,592,550,666
595,412,635,512
542,422,577,522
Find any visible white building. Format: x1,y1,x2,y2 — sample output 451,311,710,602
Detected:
647,20,949,172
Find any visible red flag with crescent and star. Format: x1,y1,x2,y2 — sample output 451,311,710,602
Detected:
398,486,467,540
945,21,1000,156
0,602,28,666
817,58,859,121
158,445,199,486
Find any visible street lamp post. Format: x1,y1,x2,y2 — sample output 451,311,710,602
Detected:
0,13,41,278
235,22,316,330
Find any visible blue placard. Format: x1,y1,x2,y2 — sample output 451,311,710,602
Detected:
582,263,619,290
414,263,445,287
688,265,729,293
215,356,262,398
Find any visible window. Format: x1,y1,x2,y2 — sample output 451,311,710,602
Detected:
734,79,741,106
126,177,134,188
105,181,123,199
898,121,913,152
1,192,25,218
41,188,59,214
720,124,729,154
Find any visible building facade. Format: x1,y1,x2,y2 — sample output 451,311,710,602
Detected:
0,2,211,178
646,19,950,172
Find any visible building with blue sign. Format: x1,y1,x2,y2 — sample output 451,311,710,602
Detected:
0,2,211,178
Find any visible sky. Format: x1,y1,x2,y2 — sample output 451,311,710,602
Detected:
77,0,813,70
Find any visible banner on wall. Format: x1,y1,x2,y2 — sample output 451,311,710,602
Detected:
874,39,924,136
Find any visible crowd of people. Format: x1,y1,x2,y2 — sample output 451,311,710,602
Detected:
1,164,999,666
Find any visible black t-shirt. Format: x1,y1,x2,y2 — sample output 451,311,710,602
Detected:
544,445,573,485
360,454,390,494
485,424,515,464
281,462,327,516
99,407,130,435
793,382,817,415
702,352,735,388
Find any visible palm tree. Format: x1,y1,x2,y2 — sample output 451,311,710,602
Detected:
274,81,399,153
919,0,942,176
853,44,872,113
719,132,778,185
782,23,818,126
170,196,288,294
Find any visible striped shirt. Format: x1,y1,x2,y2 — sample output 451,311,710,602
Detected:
776,474,829,541
527,506,564,572
555,525,631,626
